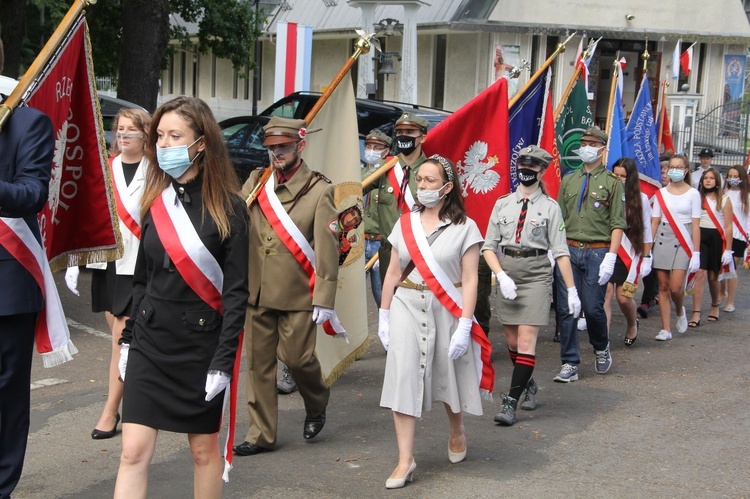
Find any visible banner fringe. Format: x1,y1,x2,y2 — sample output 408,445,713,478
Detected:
41,340,78,368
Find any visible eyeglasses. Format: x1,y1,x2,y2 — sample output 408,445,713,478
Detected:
268,142,299,155
116,132,144,139
364,144,387,152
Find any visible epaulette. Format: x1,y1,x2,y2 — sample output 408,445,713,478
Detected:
606,171,619,179
311,171,332,184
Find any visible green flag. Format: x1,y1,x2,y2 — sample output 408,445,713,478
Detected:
555,77,594,175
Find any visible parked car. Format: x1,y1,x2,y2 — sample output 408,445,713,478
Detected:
219,114,270,183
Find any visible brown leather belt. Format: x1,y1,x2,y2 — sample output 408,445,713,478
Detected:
501,247,547,258
365,233,382,241
397,279,462,291
567,238,610,249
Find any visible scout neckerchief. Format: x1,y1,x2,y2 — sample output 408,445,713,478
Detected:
703,196,736,281
150,185,243,482
111,155,145,240
386,157,416,213
654,189,697,291
256,173,349,341
617,233,643,298
399,211,495,399
0,217,76,367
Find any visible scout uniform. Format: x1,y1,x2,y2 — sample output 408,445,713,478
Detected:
237,117,339,453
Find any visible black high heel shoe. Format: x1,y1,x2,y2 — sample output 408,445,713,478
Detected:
91,413,120,440
624,319,639,346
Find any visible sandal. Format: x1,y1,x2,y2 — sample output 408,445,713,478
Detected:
688,311,701,328
707,303,720,322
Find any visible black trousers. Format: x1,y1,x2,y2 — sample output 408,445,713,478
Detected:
0,313,37,499
641,271,658,305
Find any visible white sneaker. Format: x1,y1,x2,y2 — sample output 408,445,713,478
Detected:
676,307,688,334
655,329,673,341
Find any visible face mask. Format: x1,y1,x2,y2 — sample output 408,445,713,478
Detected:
518,167,540,187
156,136,203,178
668,168,686,182
704,185,719,193
395,135,418,156
417,184,447,208
573,145,602,164
727,177,741,188
364,149,383,165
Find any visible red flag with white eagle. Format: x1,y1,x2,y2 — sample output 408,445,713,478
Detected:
25,15,120,271
422,78,510,236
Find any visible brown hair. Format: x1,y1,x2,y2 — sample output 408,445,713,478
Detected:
110,107,151,157
612,157,645,253
725,165,749,216
698,166,724,210
669,153,692,186
141,96,240,240
415,158,466,225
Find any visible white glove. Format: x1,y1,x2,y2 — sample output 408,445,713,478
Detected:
640,256,653,278
567,287,582,318
372,259,380,272
312,306,334,325
598,252,617,285
689,251,701,273
722,250,734,266
204,371,231,402
378,308,390,351
448,317,473,360
496,271,518,300
118,343,129,381
64,267,80,296
547,250,556,270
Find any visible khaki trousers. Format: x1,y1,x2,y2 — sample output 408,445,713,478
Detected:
243,306,330,448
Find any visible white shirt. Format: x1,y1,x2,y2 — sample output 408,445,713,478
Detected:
652,187,702,225
639,192,653,244
691,166,723,190
699,194,730,229
726,189,750,240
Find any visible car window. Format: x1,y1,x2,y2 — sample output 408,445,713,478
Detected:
223,123,252,148
270,102,298,118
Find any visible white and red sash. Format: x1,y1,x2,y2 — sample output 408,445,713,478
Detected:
654,190,697,290
399,212,495,398
150,185,242,482
703,197,735,280
0,217,77,367
617,234,642,285
386,158,416,214
256,174,349,341
731,212,750,265
111,156,143,240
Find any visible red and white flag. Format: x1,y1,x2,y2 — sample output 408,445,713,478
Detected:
576,37,600,96
672,39,682,80
681,44,694,78
25,15,120,271
274,21,313,101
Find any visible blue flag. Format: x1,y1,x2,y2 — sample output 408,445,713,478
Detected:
606,83,630,169
626,75,661,185
509,69,548,191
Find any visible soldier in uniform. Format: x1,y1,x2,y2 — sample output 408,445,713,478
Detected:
234,117,339,456
554,127,626,382
482,146,581,426
361,129,392,307
692,148,722,190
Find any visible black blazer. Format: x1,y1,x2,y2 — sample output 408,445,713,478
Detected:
0,106,54,316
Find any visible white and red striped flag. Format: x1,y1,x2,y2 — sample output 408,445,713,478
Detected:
681,44,694,77
274,22,313,101
672,39,682,80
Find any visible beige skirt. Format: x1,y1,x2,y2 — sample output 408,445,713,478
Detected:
653,221,691,271
496,252,553,326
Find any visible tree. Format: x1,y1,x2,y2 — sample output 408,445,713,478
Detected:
0,0,29,78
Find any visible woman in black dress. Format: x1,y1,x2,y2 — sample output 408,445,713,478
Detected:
114,97,249,499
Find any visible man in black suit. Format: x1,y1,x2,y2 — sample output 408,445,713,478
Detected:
0,104,54,499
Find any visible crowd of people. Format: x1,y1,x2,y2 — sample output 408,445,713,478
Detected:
3,89,748,497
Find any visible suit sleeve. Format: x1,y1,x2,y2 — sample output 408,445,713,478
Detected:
0,110,54,217
312,183,339,308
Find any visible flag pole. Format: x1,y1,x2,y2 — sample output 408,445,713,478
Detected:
0,0,96,132
554,64,583,120
602,55,620,167
509,32,577,109
657,78,668,149
361,156,400,189
245,31,376,207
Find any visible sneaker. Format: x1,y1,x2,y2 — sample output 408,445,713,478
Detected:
493,396,518,426
595,343,612,374
676,306,688,334
277,363,298,394
520,377,538,410
655,329,672,341
553,363,579,383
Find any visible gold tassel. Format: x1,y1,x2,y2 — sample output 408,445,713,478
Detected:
621,281,637,298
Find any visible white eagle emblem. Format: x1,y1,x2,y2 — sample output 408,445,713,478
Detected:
456,140,500,196
48,121,68,218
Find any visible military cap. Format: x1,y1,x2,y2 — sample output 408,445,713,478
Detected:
366,129,392,147
395,112,429,132
263,116,307,146
581,126,608,145
518,145,553,167
698,147,714,158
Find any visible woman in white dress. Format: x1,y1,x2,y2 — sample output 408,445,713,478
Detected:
378,155,489,489
721,165,750,312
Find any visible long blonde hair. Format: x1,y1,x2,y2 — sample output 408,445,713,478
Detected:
140,97,240,240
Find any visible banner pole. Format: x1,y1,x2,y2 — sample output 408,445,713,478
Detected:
0,0,96,132
602,54,620,167
554,64,583,121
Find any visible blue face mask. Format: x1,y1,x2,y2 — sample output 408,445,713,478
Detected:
667,168,686,182
156,136,203,178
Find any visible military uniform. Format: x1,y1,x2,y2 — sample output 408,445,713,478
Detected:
239,119,339,449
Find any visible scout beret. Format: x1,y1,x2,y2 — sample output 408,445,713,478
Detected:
366,129,392,147
518,145,553,167
395,112,429,131
581,126,608,145
263,116,307,145
698,147,714,157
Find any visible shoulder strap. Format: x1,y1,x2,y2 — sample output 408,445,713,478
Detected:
397,224,448,283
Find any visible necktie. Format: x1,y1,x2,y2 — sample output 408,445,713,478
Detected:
398,165,410,208
577,172,589,212
515,198,528,243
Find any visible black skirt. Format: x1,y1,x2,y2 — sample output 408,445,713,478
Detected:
609,255,629,285
699,227,723,273
90,262,135,317
731,238,746,256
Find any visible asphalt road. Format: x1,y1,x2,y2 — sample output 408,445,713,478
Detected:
13,269,750,497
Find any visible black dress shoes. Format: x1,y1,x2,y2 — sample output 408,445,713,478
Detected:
91,413,120,440
233,441,274,456
303,410,326,440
